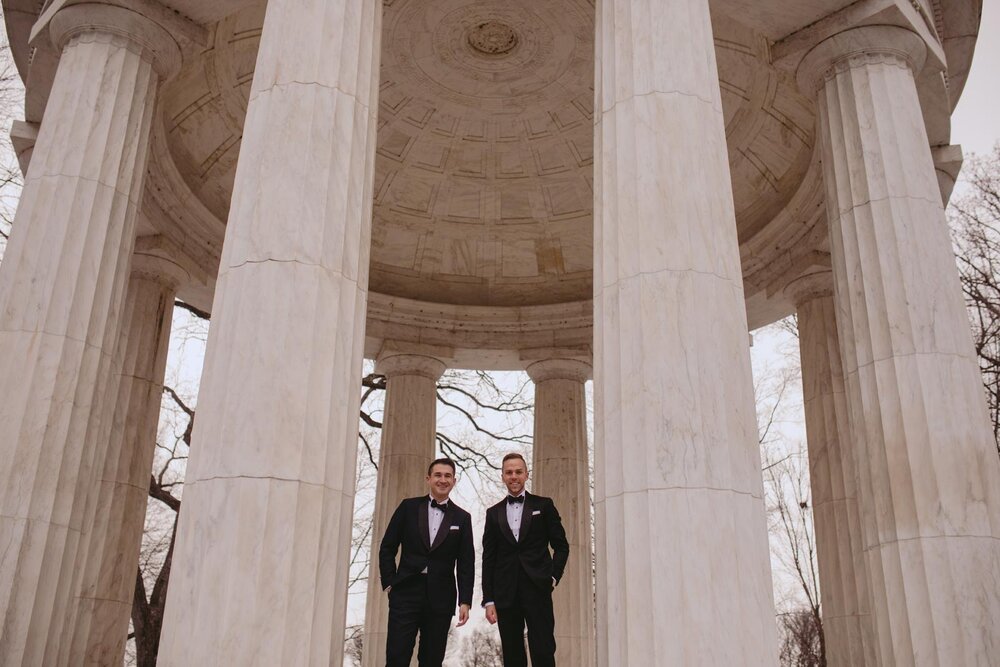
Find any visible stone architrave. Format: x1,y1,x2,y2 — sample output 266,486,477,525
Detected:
526,358,595,667
799,26,1000,664
67,253,186,666
0,6,179,663
593,0,778,663
362,350,446,667
156,0,383,663
786,271,876,665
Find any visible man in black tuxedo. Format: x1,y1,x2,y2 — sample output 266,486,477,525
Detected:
481,452,569,667
379,457,474,667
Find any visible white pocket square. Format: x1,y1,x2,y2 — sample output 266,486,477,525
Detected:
450,525,460,530
532,510,541,515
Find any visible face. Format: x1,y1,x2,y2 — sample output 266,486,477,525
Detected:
502,457,528,496
426,463,456,501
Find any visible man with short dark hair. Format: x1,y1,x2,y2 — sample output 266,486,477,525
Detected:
379,457,475,666
481,452,569,667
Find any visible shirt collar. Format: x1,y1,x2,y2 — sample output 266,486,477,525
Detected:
428,495,449,506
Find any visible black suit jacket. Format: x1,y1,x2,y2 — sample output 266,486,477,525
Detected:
481,492,569,608
379,496,475,615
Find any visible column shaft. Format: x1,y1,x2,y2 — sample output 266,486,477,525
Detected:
68,258,179,665
803,26,1000,664
793,279,876,666
0,8,170,662
528,360,595,667
362,353,444,667
594,0,777,663
157,0,382,663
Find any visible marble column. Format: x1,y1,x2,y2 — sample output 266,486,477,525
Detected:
67,253,185,666
526,358,595,667
593,0,777,663
157,0,383,663
786,271,876,666
799,26,1000,664
361,351,445,667
0,6,178,663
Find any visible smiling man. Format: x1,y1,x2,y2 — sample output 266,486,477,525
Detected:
481,452,569,667
378,457,474,667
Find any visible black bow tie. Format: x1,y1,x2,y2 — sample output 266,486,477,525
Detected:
430,499,447,510
507,495,524,505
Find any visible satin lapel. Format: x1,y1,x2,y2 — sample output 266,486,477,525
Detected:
418,498,431,551
519,493,535,541
498,503,517,545
430,502,453,552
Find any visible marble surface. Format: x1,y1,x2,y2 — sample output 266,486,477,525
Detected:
805,25,1000,665
527,358,595,667
156,0,383,663
0,9,168,661
593,0,777,663
362,351,445,667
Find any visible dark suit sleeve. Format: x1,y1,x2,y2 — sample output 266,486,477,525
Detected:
379,500,407,590
481,506,497,604
546,498,570,583
457,511,475,606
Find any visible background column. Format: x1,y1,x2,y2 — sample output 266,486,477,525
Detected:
68,253,185,665
786,271,876,666
527,358,595,667
799,26,1000,664
362,350,445,667
157,0,383,663
0,6,178,663
593,0,778,663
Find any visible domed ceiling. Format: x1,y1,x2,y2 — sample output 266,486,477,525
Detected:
158,0,815,308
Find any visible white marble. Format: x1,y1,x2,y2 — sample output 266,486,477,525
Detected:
0,6,176,662
787,271,876,666
527,358,595,667
593,0,777,663
67,254,183,666
800,25,1000,665
362,350,445,667
156,0,383,663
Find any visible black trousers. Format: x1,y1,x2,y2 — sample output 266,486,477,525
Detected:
385,575,452,667
496,568,556,667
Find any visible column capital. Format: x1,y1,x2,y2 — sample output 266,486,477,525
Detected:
375,353,447,381
796,25,926,95
784,270,835,308
130,251,190,290
49,3,181,78
525,358,592,384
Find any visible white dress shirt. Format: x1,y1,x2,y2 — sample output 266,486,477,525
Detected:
506,491,526,541
423,496,447,573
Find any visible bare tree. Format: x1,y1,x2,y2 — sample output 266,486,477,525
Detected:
950,142,1000,454
0,32,25,252
461,626,504,667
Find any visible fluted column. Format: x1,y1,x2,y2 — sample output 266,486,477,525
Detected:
799,26,1000,664
0,6,178,663
362,351,445,667
527,358,595,667
594,0,777,663
157,0,382,663
786,271,876,666
67,253,185,665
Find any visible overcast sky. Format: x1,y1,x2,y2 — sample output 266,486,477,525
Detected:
951,1,999,155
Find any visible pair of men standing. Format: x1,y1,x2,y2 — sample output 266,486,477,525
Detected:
378,454,570,667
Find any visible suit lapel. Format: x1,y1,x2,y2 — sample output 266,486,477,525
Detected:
519,493,535,541
417,498,431,551
429,501,453,552
498,502,517,545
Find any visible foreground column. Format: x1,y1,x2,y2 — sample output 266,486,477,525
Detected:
157,0,382,662
593,0,777,663
362,351,445,667
787,271,876,666
799,26,1000,664
527,358,595,667
68,254,184,665
0,7,177,663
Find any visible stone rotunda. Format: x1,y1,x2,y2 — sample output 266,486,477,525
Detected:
0,0,998,664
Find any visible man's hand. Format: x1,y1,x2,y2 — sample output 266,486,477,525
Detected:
385,586,391,594
457,604,471,627
485,604,498,625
